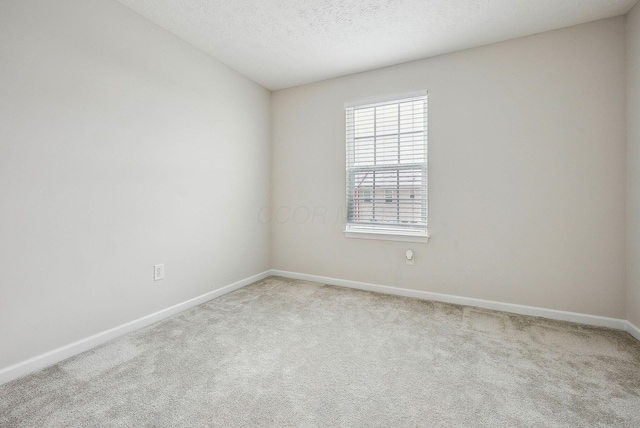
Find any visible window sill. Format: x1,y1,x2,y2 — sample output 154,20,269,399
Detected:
344,229,430,243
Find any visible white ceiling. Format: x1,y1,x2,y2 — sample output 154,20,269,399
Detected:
117,0,637,90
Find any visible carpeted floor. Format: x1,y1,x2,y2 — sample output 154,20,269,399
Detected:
1,276,640,427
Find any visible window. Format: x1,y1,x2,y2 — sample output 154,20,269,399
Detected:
345,92,428,242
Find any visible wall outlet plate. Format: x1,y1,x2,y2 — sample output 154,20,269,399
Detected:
405,249,414,265
154,264,164,281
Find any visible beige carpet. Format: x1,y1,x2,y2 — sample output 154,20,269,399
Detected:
1,276,640,427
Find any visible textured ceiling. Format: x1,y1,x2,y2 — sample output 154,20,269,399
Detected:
117,0,637,90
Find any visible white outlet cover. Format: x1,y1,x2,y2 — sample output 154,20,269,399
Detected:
406,250,415,265
154,264,164,281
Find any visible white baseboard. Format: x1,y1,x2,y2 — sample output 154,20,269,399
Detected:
3,269,637,387
627,321,640,342
0,270,271,386
271,270,629,332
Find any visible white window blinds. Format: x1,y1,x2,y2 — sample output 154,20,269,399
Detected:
346,92,428,238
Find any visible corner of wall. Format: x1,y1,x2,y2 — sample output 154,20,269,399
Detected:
626,1,640,327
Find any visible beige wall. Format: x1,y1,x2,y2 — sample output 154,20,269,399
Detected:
0,0,270,369
271,17,627,318
627,2,640,328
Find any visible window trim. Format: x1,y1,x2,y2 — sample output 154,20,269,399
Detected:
344,91,429,243
344,90,428,109
344,228,430,243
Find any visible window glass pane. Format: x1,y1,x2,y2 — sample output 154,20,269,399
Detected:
354,137,374,166
375,135,399,165
354,107,375,138
399,133,424,164
399,101,424,133
375,104,398,136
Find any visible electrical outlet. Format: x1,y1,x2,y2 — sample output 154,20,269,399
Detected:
154,264,164,281
405,250,415,265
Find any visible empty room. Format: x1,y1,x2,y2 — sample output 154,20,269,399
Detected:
1,0,640,426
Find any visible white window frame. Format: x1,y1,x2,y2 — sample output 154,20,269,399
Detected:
344,91,429,243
